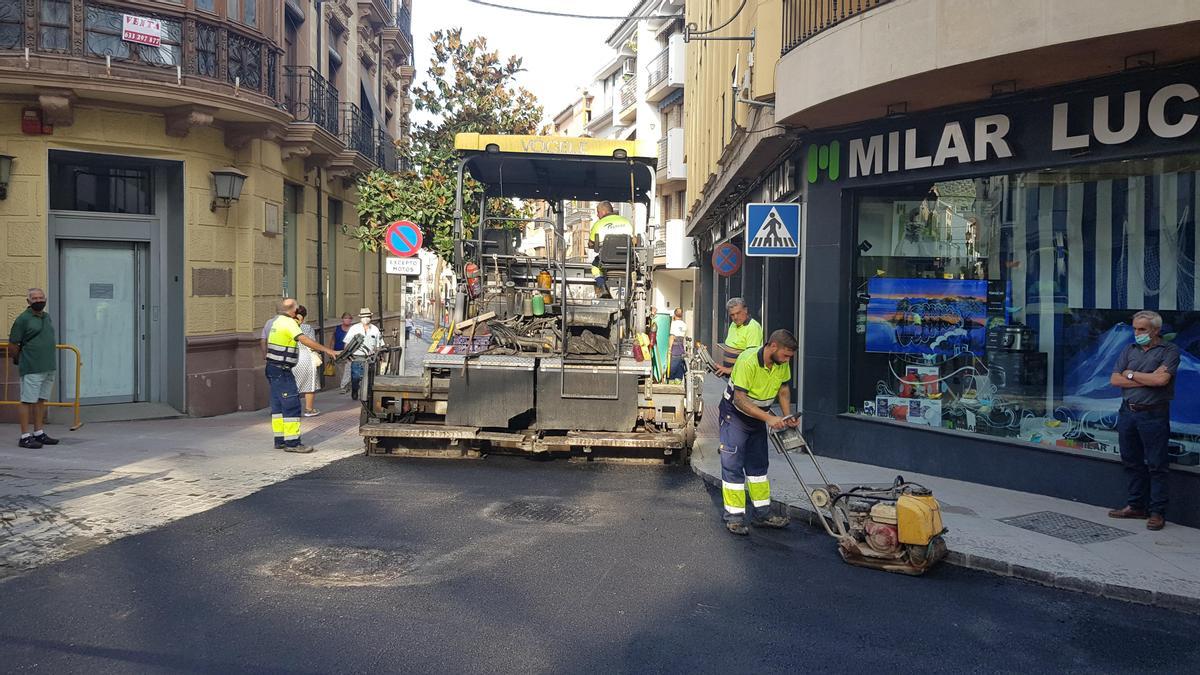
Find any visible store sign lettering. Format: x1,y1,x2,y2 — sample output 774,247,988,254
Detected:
847,115,1013,179
1051,83,1199,150
818,78,1199,183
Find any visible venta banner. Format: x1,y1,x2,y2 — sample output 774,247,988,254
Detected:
122,14,162,47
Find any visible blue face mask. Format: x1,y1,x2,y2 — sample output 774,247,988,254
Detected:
1135,333,1151,346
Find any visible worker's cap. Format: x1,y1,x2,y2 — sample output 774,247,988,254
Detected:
358,307,373,317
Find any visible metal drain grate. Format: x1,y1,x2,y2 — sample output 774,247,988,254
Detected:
492,501,597,525
999,511,1133,545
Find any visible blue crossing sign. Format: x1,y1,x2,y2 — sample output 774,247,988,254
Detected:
745,203,800,257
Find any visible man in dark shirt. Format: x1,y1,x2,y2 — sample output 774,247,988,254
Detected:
1107,310,1180,531
7,288,60,449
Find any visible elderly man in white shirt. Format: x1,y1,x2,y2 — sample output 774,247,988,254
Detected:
344,307,383,400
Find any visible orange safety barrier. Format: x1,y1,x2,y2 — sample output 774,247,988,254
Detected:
0,342,83,431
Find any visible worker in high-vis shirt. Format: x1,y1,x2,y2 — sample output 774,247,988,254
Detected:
719,328,799,535
589,201,634,297
265,298,339,453
714,296,764,377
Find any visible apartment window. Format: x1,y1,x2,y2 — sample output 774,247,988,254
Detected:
0,0,21,50
196,23,218,77
229,0,257,28
39,0,70,52
196,0,216,12
228,32,263,91
84,6,182,68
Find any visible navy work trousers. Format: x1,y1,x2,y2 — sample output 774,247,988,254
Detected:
266,363,302,448
717,398,771,523
1117,403,1171,516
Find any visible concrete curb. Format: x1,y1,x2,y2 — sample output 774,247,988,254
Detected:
689,460,1200,615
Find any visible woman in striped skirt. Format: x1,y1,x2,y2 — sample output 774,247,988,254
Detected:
294,305,320,417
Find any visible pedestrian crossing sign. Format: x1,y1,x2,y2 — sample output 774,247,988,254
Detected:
745,203,801,257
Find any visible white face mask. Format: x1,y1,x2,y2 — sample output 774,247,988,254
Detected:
360,317,371,325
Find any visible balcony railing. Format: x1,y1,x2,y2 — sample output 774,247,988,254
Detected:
0,1,280,104
394,3,412,37
377,129,399,171
341,103,377,158
619,78,637,111
646,48,669,90
782,0,894,55
657,137,669,172
283,66,340,136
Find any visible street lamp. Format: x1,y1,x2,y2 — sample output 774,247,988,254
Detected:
210,166,248,211
0,154,14,200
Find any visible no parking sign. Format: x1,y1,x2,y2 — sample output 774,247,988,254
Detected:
384,220,423,257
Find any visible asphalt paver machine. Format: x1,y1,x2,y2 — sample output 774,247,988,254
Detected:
360,134,704,462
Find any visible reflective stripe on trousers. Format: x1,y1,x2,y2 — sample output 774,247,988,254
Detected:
717,398,771,522
266,363,303,448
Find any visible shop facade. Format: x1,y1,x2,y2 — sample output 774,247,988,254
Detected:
792,61,1200,525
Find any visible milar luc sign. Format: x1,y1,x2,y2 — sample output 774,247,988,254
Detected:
845,79,1198,180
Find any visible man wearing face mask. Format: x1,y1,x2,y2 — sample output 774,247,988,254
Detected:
1107,310,1180,531
265,298,339,453
8,288,59,449
344,307,383,401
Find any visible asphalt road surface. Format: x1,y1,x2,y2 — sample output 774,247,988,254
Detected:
2,455,1199,674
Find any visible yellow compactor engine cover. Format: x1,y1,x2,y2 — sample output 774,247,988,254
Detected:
896,494,944,545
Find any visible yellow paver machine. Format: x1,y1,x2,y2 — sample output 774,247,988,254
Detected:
359,134,705,463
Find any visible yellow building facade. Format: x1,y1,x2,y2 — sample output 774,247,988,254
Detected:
0,0,414,417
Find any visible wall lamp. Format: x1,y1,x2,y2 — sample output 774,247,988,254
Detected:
210,166,248,211
0,154,14,200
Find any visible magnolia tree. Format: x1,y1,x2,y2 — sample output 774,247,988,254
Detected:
352,28,545,260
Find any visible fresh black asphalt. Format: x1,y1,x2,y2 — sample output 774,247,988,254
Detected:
2,455,1199,674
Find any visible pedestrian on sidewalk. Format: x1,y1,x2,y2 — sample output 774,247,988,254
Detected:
718,329,798,536
293,305,321,418
265,299,338,453
667,307,688,381
344,308,383,401
7,288,59,449
1108,310,1179,531
714,297,763,377
332,312,353,392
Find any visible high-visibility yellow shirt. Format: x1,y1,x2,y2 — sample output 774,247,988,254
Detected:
265,314,303,367
727,346,790,408
725,318,763,351
589,214,633,244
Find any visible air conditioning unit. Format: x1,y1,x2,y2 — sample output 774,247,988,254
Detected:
667,34,685,88
665,219,694,269
665,128,686,181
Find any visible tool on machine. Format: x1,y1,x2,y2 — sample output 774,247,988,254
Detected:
768,418,948,575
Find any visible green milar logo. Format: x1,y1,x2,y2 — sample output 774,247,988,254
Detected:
806,141,841,183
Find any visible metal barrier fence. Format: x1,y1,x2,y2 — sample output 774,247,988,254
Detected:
0,343,83,430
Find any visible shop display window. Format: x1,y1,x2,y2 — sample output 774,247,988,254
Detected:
850,155,1200,467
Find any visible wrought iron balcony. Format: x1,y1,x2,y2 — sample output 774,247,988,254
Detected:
341,103,377,159
646,48,669,90
283,66,339,136
782,0,895,55
377,128,399,171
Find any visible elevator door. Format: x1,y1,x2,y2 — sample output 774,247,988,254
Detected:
59,240,148,404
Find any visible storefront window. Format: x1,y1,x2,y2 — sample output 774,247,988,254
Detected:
850,155,1200,467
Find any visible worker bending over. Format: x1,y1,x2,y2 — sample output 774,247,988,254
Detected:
719,329,799,535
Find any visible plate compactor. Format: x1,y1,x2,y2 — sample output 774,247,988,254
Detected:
769,421,948,575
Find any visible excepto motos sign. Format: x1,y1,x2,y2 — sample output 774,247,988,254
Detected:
122,14,163,47
839,79,1198,180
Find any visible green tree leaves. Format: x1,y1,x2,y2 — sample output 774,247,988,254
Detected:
352,28,545,260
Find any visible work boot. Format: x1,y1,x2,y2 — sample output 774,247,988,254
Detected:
284,445,315,454
1107,506,1149,519
17,436,43,449
1147,514,1165,531
34,432,59,445
725,521,749,536
752,515,791,529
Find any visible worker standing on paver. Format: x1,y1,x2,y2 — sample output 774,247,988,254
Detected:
588,201,634,297
719,329,799,535
265,298,338,453
714,297,764,377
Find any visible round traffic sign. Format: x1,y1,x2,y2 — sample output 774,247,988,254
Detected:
384,220,423,258
712,241,742,277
